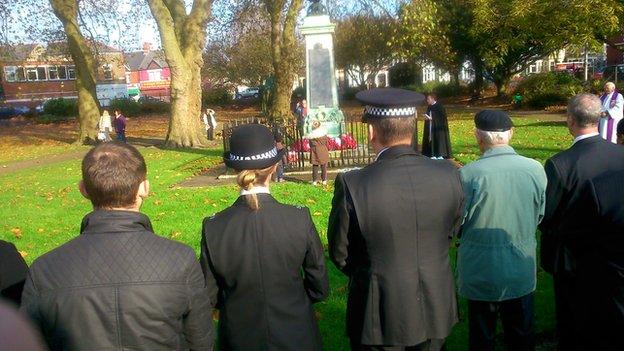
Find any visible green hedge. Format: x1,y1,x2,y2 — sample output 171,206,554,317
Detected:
109,98,141,116
36,113,73,124
43,98,78,117
516,72,584,109
203,87,233,106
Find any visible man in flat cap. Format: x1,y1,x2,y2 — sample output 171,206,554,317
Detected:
458,110,546,351
540,94,624,350
328,88,464,350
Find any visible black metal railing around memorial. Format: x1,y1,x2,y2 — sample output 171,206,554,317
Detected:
221,116,378,171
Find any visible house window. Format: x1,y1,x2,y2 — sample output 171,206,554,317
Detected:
102,64,113,80
26,67,38,81
37,67,47,81
48,66,59,80
67,66,76,80
148,69,160,81
3,66,16,82
58,66,67,80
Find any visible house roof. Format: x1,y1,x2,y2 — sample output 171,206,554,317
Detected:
0,44,42,61
124,50,168,71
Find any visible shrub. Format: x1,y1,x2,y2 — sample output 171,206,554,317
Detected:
389,62,421,87
140,100,170,114
109,98,141,116
203,87,233,106
403,81,466,98
342,86,363,100
36,113,72,124
43,98,78,117
516,72,584,109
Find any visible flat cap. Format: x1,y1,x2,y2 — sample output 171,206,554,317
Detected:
356,88,425,122
474,109,513,132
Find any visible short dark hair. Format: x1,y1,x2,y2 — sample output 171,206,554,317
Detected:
370,117,415,145
81,142,147,209
426,92,437,100
567,93,602,127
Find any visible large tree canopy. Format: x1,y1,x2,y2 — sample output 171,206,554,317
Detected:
334,13,396,88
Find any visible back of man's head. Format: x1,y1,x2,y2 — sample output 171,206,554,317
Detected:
370,117,415,146
81,142,146,209
567,93,602,128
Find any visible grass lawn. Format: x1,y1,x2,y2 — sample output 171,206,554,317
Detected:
0,112,569,350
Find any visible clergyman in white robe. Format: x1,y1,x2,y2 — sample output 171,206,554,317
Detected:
599,84,624,144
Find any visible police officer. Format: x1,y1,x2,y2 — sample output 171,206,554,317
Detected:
328,88,465,351
200,124,329,351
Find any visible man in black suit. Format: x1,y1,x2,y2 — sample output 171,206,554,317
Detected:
422,93,452,159
539,93,624,350
328,88,465,351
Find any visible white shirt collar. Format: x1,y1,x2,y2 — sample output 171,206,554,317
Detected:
375,147,390,161
240,186,270,196
572,132,599,145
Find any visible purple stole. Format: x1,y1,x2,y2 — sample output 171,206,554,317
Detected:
601,91,619,141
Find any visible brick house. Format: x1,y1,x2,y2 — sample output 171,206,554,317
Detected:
0,42,126,106
124,43,171,100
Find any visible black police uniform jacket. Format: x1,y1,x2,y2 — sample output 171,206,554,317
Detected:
20,210,214,351
200,194,329,351
328,145,464,346
422,102,452,158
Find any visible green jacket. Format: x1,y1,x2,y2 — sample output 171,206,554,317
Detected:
458,145,547,301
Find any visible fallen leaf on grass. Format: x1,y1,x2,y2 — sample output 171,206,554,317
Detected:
313,212,322,216
170,231,181,239
19,251,28,258
11,227,22,239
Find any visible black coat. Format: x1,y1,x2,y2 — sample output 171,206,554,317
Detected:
328,145,464,346
539,136,624,274
200,194,329,351
0,240,28,306
20,210,214,351
422,102,452,158
563,169,624,350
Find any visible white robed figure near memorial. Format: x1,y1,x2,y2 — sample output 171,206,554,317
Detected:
599,82,624,143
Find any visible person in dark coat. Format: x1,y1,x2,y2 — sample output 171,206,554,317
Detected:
422,93,452,159
306,119,330,185
201,124,329,351
328,88,465,351
114,109,127,142
539,93,624,351
20,142,214,351
0,240,28,306
560,169,624,350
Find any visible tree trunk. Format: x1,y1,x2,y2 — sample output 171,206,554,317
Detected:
148,0,212,148
265,0,304,121
471,57,484,100
49,0,101,145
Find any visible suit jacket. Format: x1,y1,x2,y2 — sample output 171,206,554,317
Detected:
21,210,214,351
201,194,329,351
422,102,452,158
0,240,28,306
539,135,624,274
328,145,464,346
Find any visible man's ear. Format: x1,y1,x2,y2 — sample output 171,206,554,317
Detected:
78,180,90,199
509,128,514,140
368,124,375,143
138,179,150,199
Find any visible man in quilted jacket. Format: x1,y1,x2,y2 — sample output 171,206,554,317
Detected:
21,142,214,350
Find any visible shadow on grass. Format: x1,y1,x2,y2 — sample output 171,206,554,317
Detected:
515,121,567,128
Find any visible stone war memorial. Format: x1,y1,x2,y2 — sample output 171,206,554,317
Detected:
300,0,345,137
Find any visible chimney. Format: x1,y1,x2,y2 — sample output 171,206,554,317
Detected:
142,42,152,53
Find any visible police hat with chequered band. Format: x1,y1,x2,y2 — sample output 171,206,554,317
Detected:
356,88,425,122
224,124,286,170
